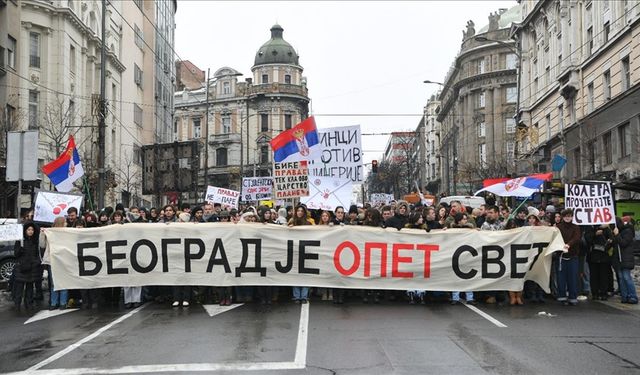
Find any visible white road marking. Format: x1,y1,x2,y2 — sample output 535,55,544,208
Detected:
24,303,148,372
24,309,80,325
464,304,508,328
294,302,310,367
202,303,244,317
11,303,311,374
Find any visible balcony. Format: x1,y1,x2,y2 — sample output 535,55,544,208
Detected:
248,83,308,98
209,132,241,146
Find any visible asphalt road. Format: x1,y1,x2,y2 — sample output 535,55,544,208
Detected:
0,295,639,375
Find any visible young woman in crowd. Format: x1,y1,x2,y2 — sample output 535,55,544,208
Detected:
288,205,312,303
13,222,41,311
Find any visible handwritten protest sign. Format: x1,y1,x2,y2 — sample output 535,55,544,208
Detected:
565,182,615,225
241,177,273,202
370,193,394,207
34,191,84,223
0,223,23,241
309,125,363,182
273,161,309,199
301,176,352,211
205,186,240,208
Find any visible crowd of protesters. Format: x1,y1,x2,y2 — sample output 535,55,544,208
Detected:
10,196,638,312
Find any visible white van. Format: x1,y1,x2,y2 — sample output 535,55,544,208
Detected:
438,196,486,209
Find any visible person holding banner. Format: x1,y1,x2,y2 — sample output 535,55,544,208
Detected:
556,209,582,306
288,205,312,304
43,217,69,310
614,214,638,304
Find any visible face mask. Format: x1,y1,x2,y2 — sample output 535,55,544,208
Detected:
203,213,213,221
130,213,140,221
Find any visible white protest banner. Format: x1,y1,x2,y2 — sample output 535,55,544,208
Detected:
47,224,565,293
370,193,394,207
33,191,84,223
565,182,615,225
309,125,363,182
0,223,23,241
300,176,352,211
273,160,309,199
205,186,240,208
241,177,273,202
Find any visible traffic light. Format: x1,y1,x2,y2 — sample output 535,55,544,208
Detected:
372,160,378,173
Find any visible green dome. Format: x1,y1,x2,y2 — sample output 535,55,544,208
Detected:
254,24,300,66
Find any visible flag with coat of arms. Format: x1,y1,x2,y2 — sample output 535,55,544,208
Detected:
41,135,85,192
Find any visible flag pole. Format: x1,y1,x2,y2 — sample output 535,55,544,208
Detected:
83,175,95,212
508,196,529,220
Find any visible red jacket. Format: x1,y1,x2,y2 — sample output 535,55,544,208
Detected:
556,221,582,257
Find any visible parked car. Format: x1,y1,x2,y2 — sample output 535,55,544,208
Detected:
0,240,15,283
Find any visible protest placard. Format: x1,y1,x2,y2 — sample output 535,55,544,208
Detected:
300,176,352,211
241,177,273,202
565,182,616,225
33,191,84,223
370,193,394,207
273,160,309,199
205,186,240,208
309,125,363,182
0,223,23,241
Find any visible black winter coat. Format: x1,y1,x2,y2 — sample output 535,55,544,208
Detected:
14,237,42,283
616,222,636,270
584,225,613,264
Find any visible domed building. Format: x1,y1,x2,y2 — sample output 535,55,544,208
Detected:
173,24,310,196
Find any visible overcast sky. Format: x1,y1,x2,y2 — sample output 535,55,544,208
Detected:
175,0,517,166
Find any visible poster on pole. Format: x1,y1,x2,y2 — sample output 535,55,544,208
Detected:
6,131,39,181
241,177,273,202
565,182,615,225
273,161,309,199
370,193,394,207
205,186,240,208
33,191,84,223
300,176,352,211
309,125,363,182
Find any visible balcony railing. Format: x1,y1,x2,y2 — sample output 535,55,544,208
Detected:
209,132,241,145
248,83,308,97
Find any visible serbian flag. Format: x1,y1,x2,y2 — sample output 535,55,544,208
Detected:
42,135,84,192
270,116,321,163
474,173,553,197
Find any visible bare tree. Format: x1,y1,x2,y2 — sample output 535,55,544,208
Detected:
115,152,142,200
40,95,94,155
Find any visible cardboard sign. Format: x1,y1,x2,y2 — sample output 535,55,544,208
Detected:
33,191,84,223
370,193,394,207
0,223,23,241
309,125,363,182
205,186,240,208
565,182,615,225
241,177,273,202
273,161,309,199
301,176,352,211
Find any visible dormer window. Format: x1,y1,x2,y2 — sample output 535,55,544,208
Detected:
223,81,230,94
284,74,291,84
262,74,268,84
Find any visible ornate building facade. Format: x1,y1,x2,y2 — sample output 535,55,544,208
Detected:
437,6,522,195
173,24,310,193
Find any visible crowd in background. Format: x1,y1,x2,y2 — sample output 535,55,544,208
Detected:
10,197,639,312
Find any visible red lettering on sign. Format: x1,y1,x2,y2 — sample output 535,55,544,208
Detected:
416,244,439,278
364,242,388,277
333,241,360,276
392,243,414,278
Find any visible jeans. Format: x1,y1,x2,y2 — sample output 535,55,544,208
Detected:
579,256,591,295
124,287,142,304
620,269,638,303
557,257,579,302
172,286,192,302
451,291,474,302
292,287,309,300
49,270,68,307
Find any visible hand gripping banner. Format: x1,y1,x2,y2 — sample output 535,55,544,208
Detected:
46,224,566,292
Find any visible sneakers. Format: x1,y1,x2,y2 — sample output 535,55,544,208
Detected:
182,301,190,307
577,295,588,301
172,301,180,307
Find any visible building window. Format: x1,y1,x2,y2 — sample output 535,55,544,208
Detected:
546,114,551,141
7,35,16,69
216,148,228,166
603,70,611,100
586,27,593,56
621,57,630,91
6,105,15,130
285,114,292,130
134,64,143,87
477,122,485,137
193,118,201,138
505,117,516,134
29,32,40,68
222,115,231,134
260,146,269,164
558,105,564,132
133,104,143,126
134,24,144,50
261,113,268,132
619,122,631,158
261,74,268,84
476,91,485,108
223,81,230,94
506,141,515,162
477,59,485,74
69,44,76,74
28,90,39,129
587,83,594,113
505,86,517,103
568,96,576,124
574,147,582,177
506,53,517,70
603,22,610,43
284,74,291,84
603,131,612,164
478,143,486,165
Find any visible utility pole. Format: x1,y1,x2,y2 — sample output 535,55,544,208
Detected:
97,0,107,209
203,68,210,194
